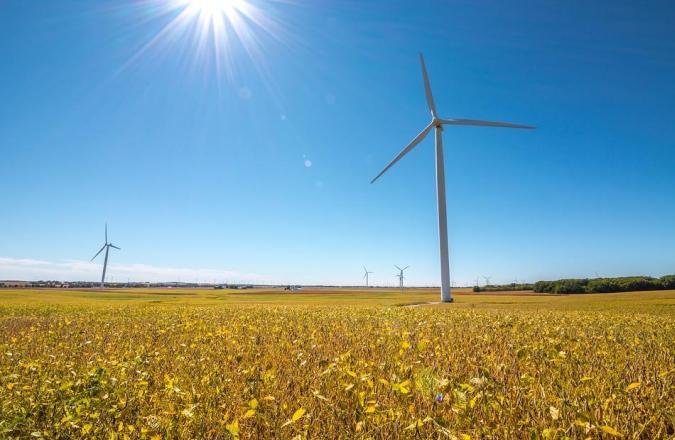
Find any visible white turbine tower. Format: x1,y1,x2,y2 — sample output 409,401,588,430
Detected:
371,54,535,303
395,265,409,291
363,266,374,288
91,224,121,288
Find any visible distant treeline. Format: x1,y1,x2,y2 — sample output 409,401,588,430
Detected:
533,276,675,294
471,276,675,294
473,283,534,292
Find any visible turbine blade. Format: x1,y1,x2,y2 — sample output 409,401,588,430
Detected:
440,118,535,129
403,266,410,271
91,245,105,261
419,53,437,118
110,244,121,250
395,265,401,271
370,124,433,184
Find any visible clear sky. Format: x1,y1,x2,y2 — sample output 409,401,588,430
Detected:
1,0,674,286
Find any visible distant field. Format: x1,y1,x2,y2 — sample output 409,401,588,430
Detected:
1,288,674,438
2,287,674,313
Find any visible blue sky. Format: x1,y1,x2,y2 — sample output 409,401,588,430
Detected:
1,0,674,286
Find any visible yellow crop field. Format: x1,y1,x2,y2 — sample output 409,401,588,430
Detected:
1,288,674,439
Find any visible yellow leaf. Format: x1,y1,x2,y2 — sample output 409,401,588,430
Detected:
542,428,557,439
600,425,623,437
405,420,423,430
358,391,366,407
243,409,256,418
291,407,306,422
580,376,593,382
249,398,258,409
625,382,640,392
226,419,239,437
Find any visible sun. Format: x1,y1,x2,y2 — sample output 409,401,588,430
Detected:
187,0,241,19
123,0,288,84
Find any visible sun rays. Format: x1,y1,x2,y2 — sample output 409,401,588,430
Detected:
120,0,289,86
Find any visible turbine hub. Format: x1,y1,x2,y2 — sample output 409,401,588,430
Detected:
432,117,442,128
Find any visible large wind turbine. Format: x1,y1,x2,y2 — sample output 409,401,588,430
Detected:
371,54,534,303
395,265,409,291
91,224,121,288
363,266,374,288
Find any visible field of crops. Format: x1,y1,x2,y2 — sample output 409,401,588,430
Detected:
1,288,674,439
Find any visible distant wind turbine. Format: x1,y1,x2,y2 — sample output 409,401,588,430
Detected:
363,266,374,288
371,54,535,302
482,275,492,286
91,224,121,288
395,265,409,291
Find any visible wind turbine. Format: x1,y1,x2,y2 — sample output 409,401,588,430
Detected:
371,54,534,302
395,265,409,291
482,275,492,286
91,224,121,288
363,266,374,288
